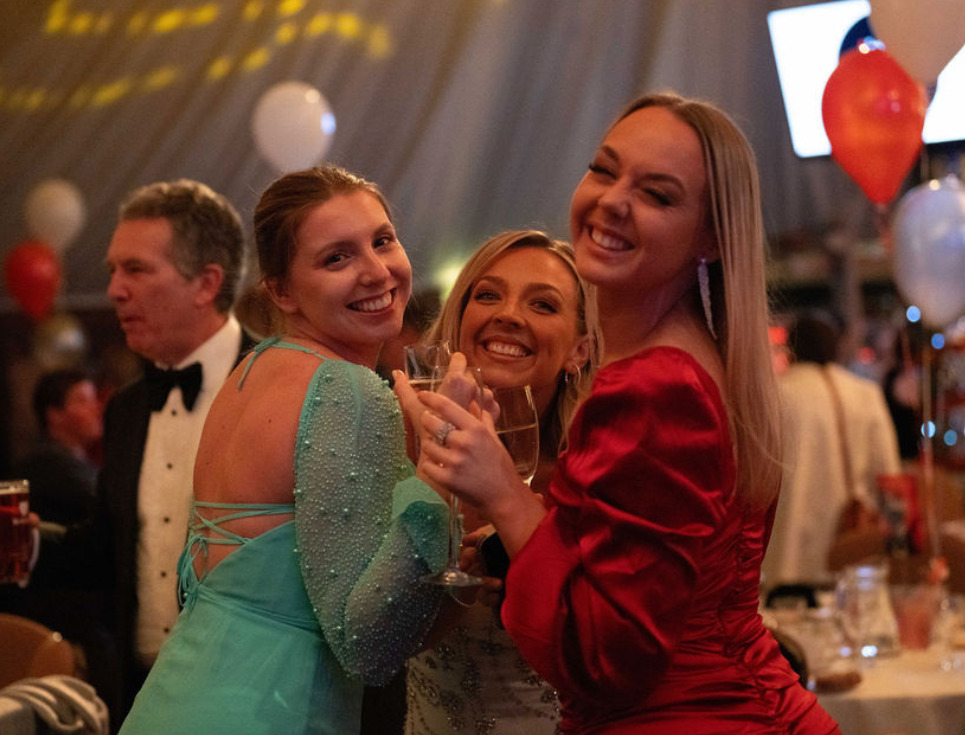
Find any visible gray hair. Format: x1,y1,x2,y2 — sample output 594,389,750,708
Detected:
119,179,246,312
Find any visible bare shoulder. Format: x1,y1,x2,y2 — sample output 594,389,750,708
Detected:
196,347,326,503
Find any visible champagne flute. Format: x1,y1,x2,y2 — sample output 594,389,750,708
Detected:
403,341,451,391
421,363,486,588
402,341,451,460
491,385,540,485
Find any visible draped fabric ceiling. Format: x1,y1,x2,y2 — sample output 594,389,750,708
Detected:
0,0,867,305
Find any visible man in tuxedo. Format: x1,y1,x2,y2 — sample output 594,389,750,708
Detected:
99,179,254,724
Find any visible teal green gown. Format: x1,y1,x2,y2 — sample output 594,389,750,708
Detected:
119,338,448,734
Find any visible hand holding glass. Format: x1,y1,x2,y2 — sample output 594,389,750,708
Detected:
402,341,451,391
420,363,486,588
0,480,32,586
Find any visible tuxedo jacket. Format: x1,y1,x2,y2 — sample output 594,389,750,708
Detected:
97,330,257,717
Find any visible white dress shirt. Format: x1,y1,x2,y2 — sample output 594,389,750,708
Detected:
762,362,902,587
135,315,242,665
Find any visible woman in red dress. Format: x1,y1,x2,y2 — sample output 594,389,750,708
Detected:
397,92,841,733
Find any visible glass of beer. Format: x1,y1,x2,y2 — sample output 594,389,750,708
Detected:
0,479,32,586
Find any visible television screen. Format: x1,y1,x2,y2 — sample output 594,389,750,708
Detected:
767,0,965,158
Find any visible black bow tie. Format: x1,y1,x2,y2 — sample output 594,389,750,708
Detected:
145,362,203,412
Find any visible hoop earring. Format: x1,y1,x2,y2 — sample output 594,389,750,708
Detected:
698,257,717,340
564,363,582,386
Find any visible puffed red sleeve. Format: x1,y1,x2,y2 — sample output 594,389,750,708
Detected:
502,348,733,707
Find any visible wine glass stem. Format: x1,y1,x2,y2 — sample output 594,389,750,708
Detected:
449,495,462,570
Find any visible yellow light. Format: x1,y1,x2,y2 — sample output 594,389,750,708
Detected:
275,22,297,44
243,1,264,21
336,12,361,39
207,57,233,80
142,66,180,91
92,78,132,107
306,12,333,36
18,0,397,115
69,12,94,34
434,261,467,301
24,89,47,111
44,0,70,34
153,9,187,34
277,0,306,17
189,5,220,27
368,25,392,58
242,47,271,71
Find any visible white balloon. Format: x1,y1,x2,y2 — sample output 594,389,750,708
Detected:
24,178,87,253
251,81,336,173
892,175,965,327
870,0,965,85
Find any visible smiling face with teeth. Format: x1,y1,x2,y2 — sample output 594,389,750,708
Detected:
270,191,411,368
569,105,715,313
458,246,589,419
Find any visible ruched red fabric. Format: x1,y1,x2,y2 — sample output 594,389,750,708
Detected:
502,347,841,734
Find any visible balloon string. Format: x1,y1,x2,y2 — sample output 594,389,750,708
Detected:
921,342,941,560
900,329,912,371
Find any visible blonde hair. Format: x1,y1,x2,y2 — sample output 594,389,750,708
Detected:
616,93,782,508
424,230,601,454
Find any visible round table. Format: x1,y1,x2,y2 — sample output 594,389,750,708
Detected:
818,647,965,735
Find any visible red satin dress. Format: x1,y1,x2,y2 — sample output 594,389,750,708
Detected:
502,347,841,734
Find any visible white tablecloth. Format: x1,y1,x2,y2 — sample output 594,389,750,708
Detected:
818,648,965,735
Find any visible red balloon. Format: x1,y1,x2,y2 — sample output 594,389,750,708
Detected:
822,47,927,204
3,239,62,320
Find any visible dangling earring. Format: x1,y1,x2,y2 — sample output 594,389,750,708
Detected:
698,257,717,340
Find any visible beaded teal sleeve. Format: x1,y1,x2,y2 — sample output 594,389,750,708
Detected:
293,358,448,685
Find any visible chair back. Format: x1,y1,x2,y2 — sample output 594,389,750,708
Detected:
0,613,75,688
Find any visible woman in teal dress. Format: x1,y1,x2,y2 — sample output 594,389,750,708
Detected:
119,165,452,734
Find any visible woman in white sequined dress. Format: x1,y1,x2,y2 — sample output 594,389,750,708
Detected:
404,230,601,735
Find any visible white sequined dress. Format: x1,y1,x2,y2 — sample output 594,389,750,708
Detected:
406,603,560,734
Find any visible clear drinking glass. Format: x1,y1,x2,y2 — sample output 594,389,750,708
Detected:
402,341,451,391
420,363,486,588
935,591,965,672
491,385,540,485
402,341,452,459
835,562,900,659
